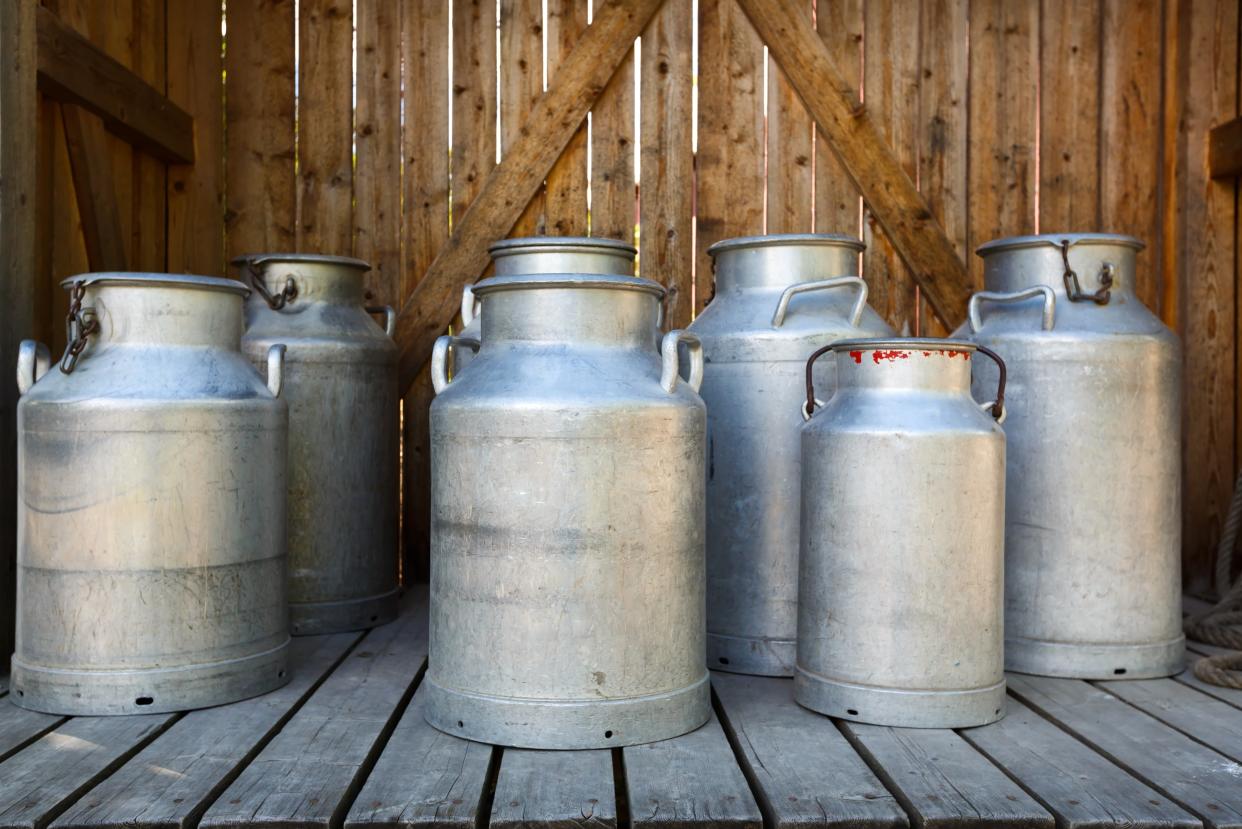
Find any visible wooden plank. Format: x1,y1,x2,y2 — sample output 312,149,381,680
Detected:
736,0,973,328
198,591,429,829
840,721,1052,829
392,0,666,394
1101,0,1164,311
623,709,762,829
916,0,968,337
130,0,166,272
543,0,589,237
0,701,62,763
962,696,1200,829
812,0,861,239
696,0,764,309
0,714,176,829
344,686,495,829
1099,677,1242,764
490,749,616,829
966,0,1038,286
501,0,545,238
225,0,296,258
638,0,693,327
61,104,127,270
1210,117,1242,179
166,0,223,275
711,673,907,829
451,0,498,232
33,97,56,348
49,632,360,829
765,1,812,236
1009,672,1242,827
355,0,402,305
1038,0,1102,232
34,4,193,164
590,35,636,243
296,0,352,256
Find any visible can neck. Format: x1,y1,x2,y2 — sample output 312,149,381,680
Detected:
491,247,635,276
712,243,862,292
479,285,661,348
834,347,974,394
244,260,369,308
81,283,244,348
981,240,1138,299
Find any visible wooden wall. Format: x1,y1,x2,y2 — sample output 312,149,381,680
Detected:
9,0,1241,631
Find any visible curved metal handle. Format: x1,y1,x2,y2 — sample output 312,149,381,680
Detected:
240,257,298,310
972,343,1007,422
772,276,868,328
431,335,482,394
460,285,482,328
968,286,1057,333
803,343,836,420
366,305,397,337
660,330,703,394
266,344,287,397
17,340,50,395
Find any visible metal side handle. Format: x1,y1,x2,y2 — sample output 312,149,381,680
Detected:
772,276,868,329
17,340,50,395
968,285,1057,333
266,344,287,398
366,305,397,337
460,285,482,328
431,335,482,394
660,330,703,394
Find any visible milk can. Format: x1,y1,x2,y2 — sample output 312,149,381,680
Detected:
234,254,400,636
690,234,893,677
425,272,709,749
962,233,1183,679
12,273,290,716
797,339,1007,728
450,237,638,376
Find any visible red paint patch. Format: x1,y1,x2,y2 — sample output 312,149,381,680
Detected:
871,350,911,364
848,350,863,364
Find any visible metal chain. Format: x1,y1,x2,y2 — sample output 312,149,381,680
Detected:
59,281,99,374
1060,239,1113,305
245,261,298,310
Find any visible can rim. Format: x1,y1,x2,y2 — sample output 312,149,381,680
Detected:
471,272,666,299
976,232,1144,257
707,233,866,256
229,253,372,271
831,337,977,354
60,272,251,297
488,236,638,257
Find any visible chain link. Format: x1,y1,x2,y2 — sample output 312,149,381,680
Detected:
59,281,99,374
245,261,298,310
1060,239,1113,305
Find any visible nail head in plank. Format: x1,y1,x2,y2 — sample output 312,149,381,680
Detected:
962,696,1200,829
200,590,429,829
623,709,762,829
344,686,494,829
1101,677,1242,764
711,672,906,829
1009,672,1242,827
0,699,62,762
50,632,360,829
839,720,1053,828
491,747,616,829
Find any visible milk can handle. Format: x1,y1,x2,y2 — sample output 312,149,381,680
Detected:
968,286,1057,333
460,285,482,327
240,258,298,310
772,276,868,328
803,344,836,420
973,343,1008,423
265,344,287,398
16,340,50,395
431,335,482,394
660,330,704,394
366,305,397,337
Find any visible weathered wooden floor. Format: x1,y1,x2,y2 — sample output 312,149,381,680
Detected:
1,590,1240,829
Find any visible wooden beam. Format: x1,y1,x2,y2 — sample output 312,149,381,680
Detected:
393,0,665,394
61,104,128,271
1209,116,1242,179
36,4,194,164
735,0,973,327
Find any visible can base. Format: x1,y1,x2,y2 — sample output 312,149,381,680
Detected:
10,638,291,716
1005,634,1185,680
290,587,401,636
794,666,1007,728
424,672,711,749
706,632,795,677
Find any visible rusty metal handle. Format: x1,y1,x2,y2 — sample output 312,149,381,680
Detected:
460,285,482,327
968,286,1057,333
431,335,481,394
366,305,397,337
660,330,703,394
802,344,836,421
241,258,298,310
772,277,867,328
265,344,287,398
972,343,1008,422
17,340,50,395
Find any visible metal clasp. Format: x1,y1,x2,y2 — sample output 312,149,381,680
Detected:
60,281,99,374
1060,239,1112,305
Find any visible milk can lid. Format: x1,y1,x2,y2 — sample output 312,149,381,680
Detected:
831,337,977,355
976,232,1144,257
471,272,666,299
229,253,372,271
61,272,251,297
707,233,865,257
488,236,638,257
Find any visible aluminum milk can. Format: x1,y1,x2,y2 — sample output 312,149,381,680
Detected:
451,237,638,376
690,234,893,677
12,273,290,716
426,272,709,749
235,254,400,636
962,233,1183,679
797,339,1008,728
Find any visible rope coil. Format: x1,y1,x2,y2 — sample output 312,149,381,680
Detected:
1185,470,1242,689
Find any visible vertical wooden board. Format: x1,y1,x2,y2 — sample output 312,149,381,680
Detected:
638,0,693,327
451,0,498,227
967,0,1038,287
33,99,55,347
861,0,920,334
225,0,296,258
1174,0,1238,591
500,0,546,238
297,0,353,256
167,0,224,275
1038,0,1102,232
355,0,403,305
61,104,128,270
696,0,764,310
131,0,166,272
544,0,589,236
49,103,86,353
1100,0,1163,311
591,37,637,244
917,0,967,337
490,749,616,829
813,0,862,239
765,1,813,235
